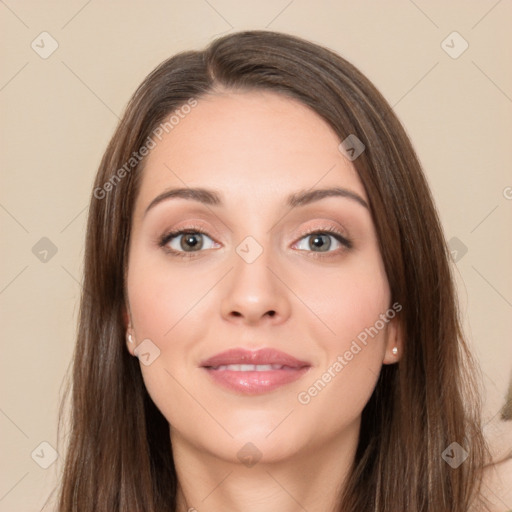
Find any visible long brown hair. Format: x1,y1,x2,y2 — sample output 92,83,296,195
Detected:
56,30,490,511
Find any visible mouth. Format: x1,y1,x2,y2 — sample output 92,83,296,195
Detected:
200,348,311,395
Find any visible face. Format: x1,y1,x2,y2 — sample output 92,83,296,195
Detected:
125,89,401,464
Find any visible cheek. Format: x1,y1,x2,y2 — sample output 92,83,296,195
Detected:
126,249,212,341
292,254,390,409
126,251,214,430
296,251,391,351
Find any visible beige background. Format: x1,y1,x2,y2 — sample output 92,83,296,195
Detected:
1,1,511,510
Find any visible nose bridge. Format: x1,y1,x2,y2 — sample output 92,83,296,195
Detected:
220,230,291,324
231,210,276,281
233,231,278,299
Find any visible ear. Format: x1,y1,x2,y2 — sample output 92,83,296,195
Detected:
382,315,403,365
122,304,136,356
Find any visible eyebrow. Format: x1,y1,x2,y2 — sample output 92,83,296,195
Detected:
144,186,369,217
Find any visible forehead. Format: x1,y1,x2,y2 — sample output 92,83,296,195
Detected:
134,90,366,215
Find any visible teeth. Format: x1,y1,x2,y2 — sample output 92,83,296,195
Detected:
213,364,286,371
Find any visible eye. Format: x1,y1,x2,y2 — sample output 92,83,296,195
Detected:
293,227,352,258
158,225,218,258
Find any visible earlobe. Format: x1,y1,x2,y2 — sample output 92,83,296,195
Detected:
123,304,136,355
125,328,136,356
383,316,403,365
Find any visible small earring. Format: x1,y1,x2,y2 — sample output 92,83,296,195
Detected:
392,347,398,355
127,332,134,344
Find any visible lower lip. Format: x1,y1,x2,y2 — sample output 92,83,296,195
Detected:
202,366,311,395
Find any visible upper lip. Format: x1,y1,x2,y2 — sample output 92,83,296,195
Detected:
200,348,311,368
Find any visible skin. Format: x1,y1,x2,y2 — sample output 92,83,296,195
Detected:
124,89,402,512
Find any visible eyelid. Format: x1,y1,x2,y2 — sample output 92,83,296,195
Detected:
294,222,351,246
157,223,217,249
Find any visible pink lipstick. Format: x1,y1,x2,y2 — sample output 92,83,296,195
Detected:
200,348,311,395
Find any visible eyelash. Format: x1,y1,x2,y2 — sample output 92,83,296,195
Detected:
157,224,353,260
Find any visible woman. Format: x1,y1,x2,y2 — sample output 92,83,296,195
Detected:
56,30,492,511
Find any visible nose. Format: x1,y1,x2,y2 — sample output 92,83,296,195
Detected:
220,243,291,326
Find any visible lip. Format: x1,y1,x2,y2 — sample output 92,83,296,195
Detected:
200,348,311,395
200,347,310,368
